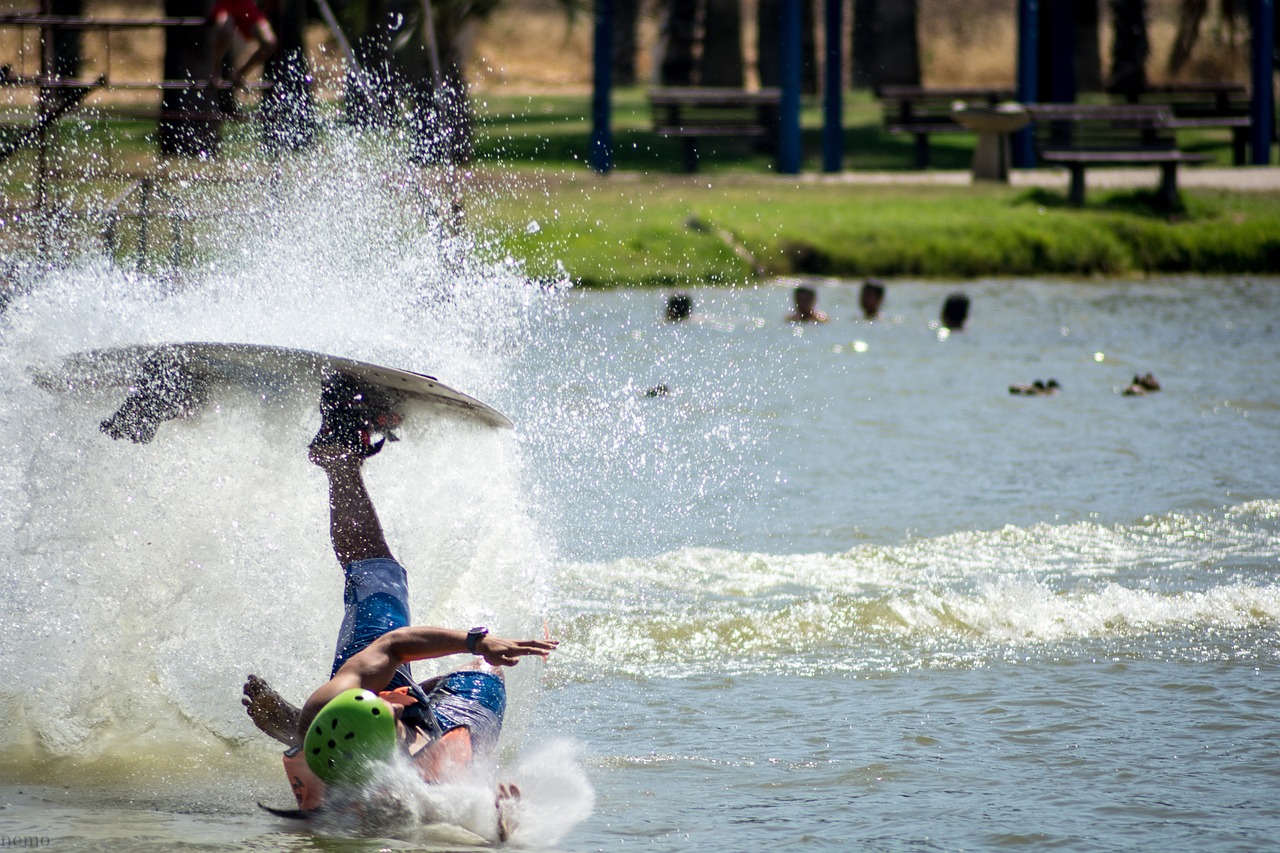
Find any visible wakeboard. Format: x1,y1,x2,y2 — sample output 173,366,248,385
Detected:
31,342,513,443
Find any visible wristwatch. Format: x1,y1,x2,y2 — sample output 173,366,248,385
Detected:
466,626,489,654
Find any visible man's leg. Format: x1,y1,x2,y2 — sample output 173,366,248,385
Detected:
231,20,278,87
209,14,236,89
310,443,392,567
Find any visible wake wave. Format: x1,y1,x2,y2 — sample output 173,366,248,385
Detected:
552,501,1280,677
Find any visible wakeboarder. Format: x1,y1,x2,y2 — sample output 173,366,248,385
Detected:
242,377,555,837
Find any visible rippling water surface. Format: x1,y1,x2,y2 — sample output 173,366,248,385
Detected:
1,140,1278,851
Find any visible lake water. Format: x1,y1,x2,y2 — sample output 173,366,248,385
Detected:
1,143,1278,852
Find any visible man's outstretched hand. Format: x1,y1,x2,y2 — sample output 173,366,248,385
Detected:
476,636,559,667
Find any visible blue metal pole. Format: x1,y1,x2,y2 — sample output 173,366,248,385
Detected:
1013,0,1039,168
590,0,614,174
1251,0,1275,165
778,0,803,174
822,0,843,172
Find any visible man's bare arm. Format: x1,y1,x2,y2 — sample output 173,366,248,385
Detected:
297,627,557,741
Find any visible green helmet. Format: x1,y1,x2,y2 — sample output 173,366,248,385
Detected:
303,688,397,785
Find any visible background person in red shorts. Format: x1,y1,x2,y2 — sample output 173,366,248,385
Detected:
210,0,278,105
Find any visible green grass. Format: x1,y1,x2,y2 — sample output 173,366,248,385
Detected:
473,175,1280,286
3,89,1277,281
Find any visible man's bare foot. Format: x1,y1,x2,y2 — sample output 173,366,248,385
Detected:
495,782,521,843
241,674,301,748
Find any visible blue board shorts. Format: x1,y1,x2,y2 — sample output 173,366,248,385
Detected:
330,557,505,744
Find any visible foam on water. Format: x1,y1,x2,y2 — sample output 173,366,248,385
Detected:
552,500,1280,678
310,739,593,847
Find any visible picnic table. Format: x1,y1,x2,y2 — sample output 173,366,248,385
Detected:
649,87,781,172
1110,82,1252,165
1026,102,1211,206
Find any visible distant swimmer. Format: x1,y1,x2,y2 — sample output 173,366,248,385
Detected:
786,286,828,323
242,377,555,837
665,292,693,322
941,292,970,331
1009,379,1061,396
859,279,885,320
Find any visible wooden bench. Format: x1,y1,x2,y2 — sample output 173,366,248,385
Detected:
1110,82,1252,165
649,87,780,172
1026,103,1211,206
878,85,1017,169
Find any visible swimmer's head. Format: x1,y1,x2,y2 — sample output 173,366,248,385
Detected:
666,292,693,322
303,689,397,785
860,279,885,317
942,292,970,330
794,286,818,310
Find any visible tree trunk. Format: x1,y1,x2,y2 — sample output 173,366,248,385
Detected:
850,0,918,89
1038,0,1077,102
1036,0,1103,96
613,0,640,85
346,0,398,125
50,0,84,79
759,0,817,90
158,0,218,157
699,0,743,86
800,0,818,94
409,9,476,164
874,0,919,86
758,0,780,86
260,0,317,152
1108,0,1148,98
1075,0,1103,92
851,0,877,88
658,0,700,85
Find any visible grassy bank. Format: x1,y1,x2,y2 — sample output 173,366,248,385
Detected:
470,88,1280,285
3,89,1278,282
474,172,1280,287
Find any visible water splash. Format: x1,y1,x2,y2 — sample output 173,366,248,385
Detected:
314,739,593,846
0,126,563,790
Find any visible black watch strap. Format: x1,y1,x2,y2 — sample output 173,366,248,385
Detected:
466,626,489,654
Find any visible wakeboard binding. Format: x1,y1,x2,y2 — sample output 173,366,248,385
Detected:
311,373,404,457
100,352,208,444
